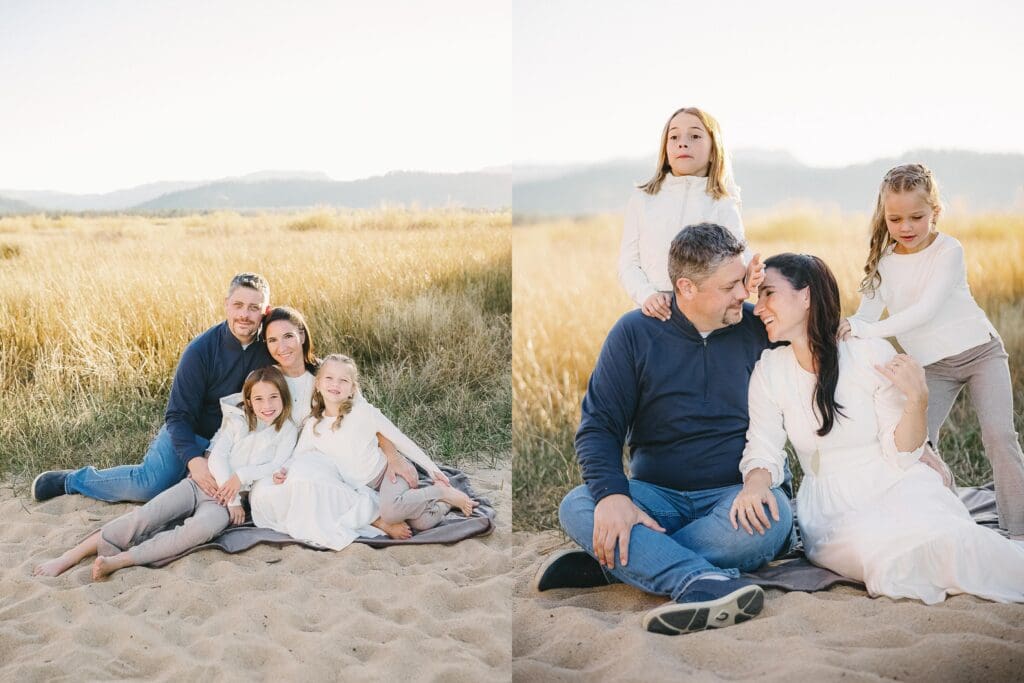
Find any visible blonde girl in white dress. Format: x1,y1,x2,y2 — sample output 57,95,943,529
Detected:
733,253,1024,604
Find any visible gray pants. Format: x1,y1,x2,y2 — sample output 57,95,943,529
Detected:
926,336,1024,535
97,478,230,565
372,469,451,531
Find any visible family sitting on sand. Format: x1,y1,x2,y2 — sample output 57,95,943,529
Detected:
32,273,477,580
535,107,1024,636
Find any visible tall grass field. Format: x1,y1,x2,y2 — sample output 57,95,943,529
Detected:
0,209,511,488
514,210,1024,530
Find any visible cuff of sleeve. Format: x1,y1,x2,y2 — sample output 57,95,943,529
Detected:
588,478,631,505
847,317,872,338
740,459,783,488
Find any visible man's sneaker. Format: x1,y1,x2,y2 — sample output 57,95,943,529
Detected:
533,549,615,591
642,577,764,635
31,470,71,502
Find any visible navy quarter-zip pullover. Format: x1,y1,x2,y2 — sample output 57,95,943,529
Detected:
576,297,776,503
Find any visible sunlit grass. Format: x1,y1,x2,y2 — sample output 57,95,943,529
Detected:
514,211,1024,530
0,208,511,488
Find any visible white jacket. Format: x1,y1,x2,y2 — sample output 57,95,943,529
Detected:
618,174,746,306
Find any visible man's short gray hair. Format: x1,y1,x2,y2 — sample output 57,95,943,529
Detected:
668,223,745,290
227,272,271,303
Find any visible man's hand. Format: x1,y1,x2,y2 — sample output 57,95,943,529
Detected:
744,253,765,298
592,494,665,569
641,292,672,321
228,505,246,526
216,473,242,506
188,456,219,497
729,468,779,536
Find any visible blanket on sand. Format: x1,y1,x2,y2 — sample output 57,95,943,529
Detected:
742,483,1001,591
147,465,495,568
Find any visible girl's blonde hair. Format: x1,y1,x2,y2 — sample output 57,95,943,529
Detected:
242,366,292,432
860,163,944,294
638,106,732,199
310,353,360,434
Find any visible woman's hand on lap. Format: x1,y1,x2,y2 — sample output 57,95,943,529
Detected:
729,469,779,536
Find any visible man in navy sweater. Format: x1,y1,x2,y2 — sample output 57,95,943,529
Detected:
32,273,274,504
536,224,794,636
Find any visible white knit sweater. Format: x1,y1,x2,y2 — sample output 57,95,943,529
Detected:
618,174,745,305
848,232,997,366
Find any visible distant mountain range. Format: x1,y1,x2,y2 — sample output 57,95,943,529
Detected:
0,170,510,214
512,149,1024,215
3,151,1020,215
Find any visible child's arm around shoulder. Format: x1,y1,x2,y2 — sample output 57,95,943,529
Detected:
617,190,660,307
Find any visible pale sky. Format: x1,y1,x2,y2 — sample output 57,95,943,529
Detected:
2,0,1021,193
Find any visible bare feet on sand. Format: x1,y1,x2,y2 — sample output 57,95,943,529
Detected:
33,553,80,577
374,519,413,539
439,487,479,516
91,554,134,581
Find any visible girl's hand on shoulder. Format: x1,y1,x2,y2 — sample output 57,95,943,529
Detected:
272,467,288,485
744,253,764,298
431,469,451,487
216,474,242,505
228,505,245,526
641,292,672,321
836,318,852,341
874,354,928,406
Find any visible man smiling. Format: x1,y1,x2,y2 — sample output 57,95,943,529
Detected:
538,224,794,636
32,273,274,503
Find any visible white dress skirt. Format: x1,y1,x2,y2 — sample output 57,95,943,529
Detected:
739,338,1024,604
249,453,383,551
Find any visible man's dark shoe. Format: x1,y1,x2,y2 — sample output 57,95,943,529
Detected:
534,549,615,591
642,577,764,635
31,470,71,502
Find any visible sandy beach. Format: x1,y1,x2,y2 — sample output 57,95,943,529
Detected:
513,531,1024,682
0,465,510,682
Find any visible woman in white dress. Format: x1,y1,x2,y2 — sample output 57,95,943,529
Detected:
732,253,1024,604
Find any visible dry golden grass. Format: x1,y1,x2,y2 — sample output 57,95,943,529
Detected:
0,208,511,486
513,210,1024,530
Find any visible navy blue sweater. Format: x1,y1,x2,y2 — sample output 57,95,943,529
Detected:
165,322,273,465
576,298,776,503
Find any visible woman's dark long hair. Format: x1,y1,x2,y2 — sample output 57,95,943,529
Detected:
764,254,846,436
261,306,320,375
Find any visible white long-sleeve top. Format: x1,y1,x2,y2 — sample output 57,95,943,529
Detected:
618,174,746,306
739,338,924,488
847,233,997,366
207,415,300,507
291,394,441,488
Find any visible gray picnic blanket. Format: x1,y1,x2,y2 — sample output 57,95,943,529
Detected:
742,483,1001,592
147,465,495,568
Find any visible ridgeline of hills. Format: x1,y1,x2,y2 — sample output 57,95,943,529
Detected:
512,150,1024,215
0,170,510,214
2,151,1020,215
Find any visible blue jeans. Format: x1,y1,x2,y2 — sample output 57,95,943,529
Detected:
559,480,794,602
64,426,210,503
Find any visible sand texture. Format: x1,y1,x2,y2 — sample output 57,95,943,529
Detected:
514,531,1024,682
0,466,510,682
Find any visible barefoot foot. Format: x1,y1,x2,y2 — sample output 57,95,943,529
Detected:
439,487,479,516
374,520,412,540
91,554,133,581
33,554,78,577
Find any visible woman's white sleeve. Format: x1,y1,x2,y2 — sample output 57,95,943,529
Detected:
867,340,925,469
372,406,439,474
617,191,658,306
739,359,788,487
847,244,964,339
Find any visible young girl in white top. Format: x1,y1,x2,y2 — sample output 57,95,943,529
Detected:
253,354,477,550
839,163,1024,538
33,366,299,580
620,106,760,320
